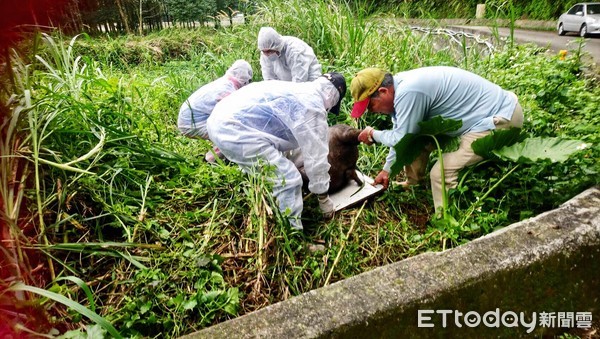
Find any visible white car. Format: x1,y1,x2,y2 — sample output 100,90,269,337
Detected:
557,2,600,37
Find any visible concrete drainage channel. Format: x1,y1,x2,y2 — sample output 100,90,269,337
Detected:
182,186,600,338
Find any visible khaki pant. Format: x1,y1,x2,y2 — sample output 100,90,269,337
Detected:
405,93,524,213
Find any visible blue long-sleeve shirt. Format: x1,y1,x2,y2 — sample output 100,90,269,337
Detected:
371,66,517,172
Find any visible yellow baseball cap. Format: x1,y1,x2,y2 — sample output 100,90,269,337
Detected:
350,68,385,118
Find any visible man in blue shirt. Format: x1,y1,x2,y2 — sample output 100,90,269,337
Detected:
350,66,524,214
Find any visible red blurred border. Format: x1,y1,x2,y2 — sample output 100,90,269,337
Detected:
0,0,70,50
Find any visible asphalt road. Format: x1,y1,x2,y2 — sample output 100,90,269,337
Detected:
451,26,600,63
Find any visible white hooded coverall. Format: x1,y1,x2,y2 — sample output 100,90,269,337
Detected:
178,59,253,139
257,27,322,83
206,77,340,230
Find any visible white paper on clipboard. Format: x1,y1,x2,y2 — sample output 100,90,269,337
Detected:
329,170,385,212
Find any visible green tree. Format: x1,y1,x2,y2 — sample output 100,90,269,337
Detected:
165,0,216,27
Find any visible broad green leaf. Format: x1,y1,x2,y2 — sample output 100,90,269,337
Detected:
390,117,462,178
203,290,221,302
57,325,106,339
224,303,238,315
418,116,462,135
86,325,106,338
390,134,428,178
210,271,225,284
439,135,461,153
472,128,524,159
493,137,588,164
140,301,152,314
172,294,184,306
182,299,198,310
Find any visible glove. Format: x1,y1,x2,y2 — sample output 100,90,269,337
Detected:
318,193,334,219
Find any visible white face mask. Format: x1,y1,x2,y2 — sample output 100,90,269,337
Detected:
267,53,279,61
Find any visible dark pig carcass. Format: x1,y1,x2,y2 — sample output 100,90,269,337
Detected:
296,124,363,193
326,124,363,192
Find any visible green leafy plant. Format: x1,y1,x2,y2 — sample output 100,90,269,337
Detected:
389,116,463,219
389,116,589,247
463,132,589,227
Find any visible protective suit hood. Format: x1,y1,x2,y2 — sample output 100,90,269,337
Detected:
225,59,253,87
258,27,284,52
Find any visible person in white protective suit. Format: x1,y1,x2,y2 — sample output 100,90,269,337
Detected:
177,59,253,162
257,26,322,83
207,72,347,231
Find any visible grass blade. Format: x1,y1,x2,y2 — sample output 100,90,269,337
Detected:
53,276,96,312
7,282,121,338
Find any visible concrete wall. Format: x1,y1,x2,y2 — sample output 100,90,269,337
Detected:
183,187,600,338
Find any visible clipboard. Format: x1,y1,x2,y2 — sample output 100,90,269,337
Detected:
329,170,385,211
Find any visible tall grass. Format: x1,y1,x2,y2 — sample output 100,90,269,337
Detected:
1,0,598,337
0,60,31,310
255,0,374,64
